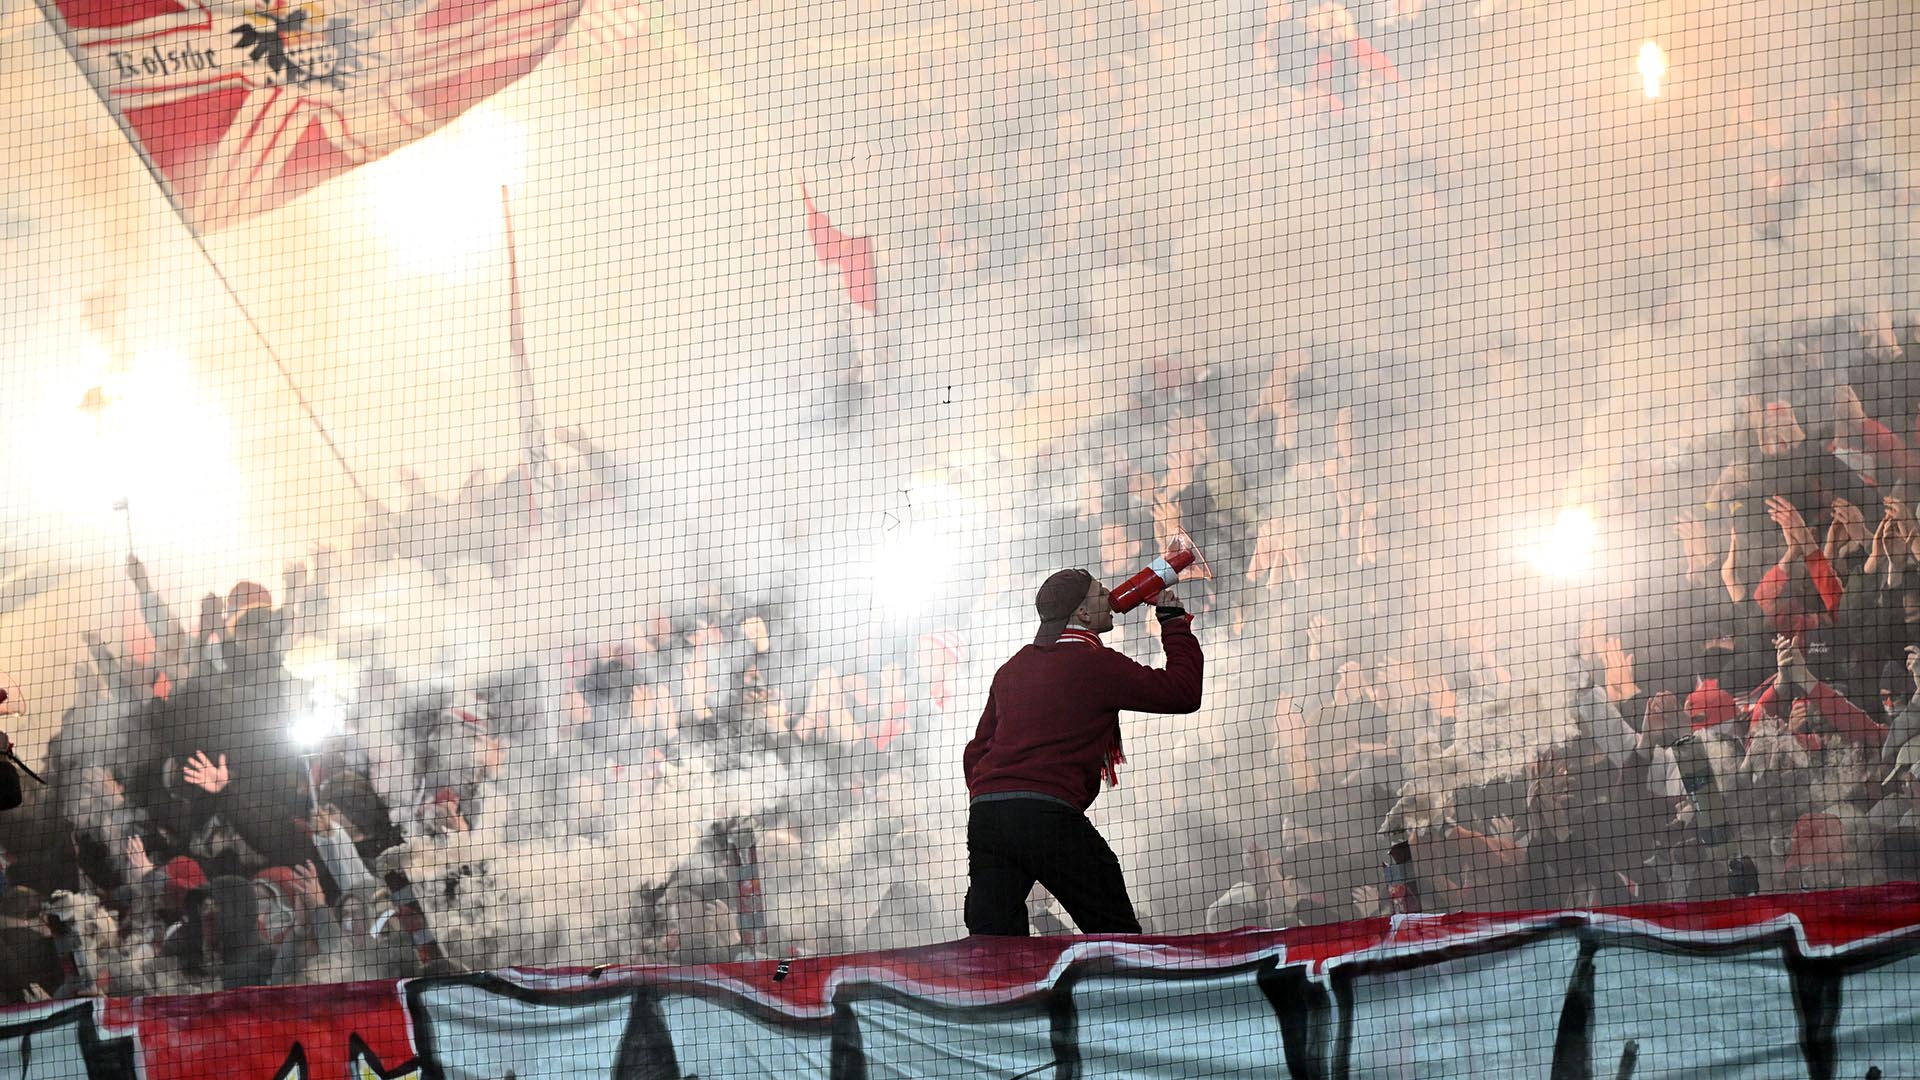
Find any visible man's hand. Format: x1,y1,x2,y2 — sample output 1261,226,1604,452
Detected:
1707,460,1752,508
1758,401,1806,454
308,802,340,836
1869,510,1897,574
1766,495,1816,559
1600,637,1638,704
288,860,324,909
1155,587,1179,608
1888,498,1918,560
125,835,153,879
1721,522,1748,601
1775,634,1812,692
1248,519,1303,588
1826,499,1868,560
182,751,230,794
1675,511,1715,582
1643,690,1682,746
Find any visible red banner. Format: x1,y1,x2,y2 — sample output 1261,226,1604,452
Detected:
34,0,581,232
6,884,1920,1078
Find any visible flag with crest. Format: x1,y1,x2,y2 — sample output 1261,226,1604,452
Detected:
34,0,581,232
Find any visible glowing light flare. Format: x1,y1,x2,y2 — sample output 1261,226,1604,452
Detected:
290,703,347,747
364,105,526,276
864,483,987,619
1638,41,1669,99
1523,507,1601,579
290,686,349,747
27,342,242,549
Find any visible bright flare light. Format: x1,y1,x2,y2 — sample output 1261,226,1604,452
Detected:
866,483,986,619
365,105,526,276
290,697,348,747
30,341,241,551
1638,41,1669,99
1527,507,1600,578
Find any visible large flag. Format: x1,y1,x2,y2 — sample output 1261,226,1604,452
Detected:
35,0,582,232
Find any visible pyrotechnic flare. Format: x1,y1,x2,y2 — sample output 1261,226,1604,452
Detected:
1638,41,1668,98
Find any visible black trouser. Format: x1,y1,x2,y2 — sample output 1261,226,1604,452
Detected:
964,796,1143,935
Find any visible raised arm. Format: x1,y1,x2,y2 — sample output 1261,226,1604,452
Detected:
1100,596,1203,715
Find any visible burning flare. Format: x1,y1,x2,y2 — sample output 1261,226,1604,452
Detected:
1638,40,1669,99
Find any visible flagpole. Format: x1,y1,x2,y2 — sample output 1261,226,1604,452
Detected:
168,236,376,506
500,185,548,530
30,0,375,509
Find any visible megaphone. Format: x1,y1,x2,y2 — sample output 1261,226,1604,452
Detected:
1109,528,1213,613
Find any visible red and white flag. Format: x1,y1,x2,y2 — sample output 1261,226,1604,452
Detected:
35,0,581,232
554,0,653,61
800,182,877,313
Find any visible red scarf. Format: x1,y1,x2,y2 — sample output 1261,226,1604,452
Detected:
1057,629,1127,786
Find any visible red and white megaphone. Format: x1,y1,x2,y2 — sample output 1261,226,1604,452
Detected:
1109,528,1213,613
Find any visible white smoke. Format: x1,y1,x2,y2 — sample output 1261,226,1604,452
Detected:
0,0,1915,956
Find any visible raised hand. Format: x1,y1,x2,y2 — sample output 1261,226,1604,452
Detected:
124,834,153,879
1600,637,1639,704
289,860,324,908
1248,519,1303,588
1888,497,1917,552
1774,633,1811,691
1826,499,1868,560
1758,401,1806,455
1674,511,1715,581
1787,697,1814,734
182,751,230,794
1643,689,1682,746
1765,495,1815,559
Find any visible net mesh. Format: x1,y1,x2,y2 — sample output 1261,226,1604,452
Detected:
0,0,1918,1055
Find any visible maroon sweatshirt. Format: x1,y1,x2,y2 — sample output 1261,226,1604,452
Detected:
963,617,1203,811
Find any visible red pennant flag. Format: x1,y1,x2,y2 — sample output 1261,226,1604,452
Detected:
801,184,877,312
916,629,965,712
36,0,582,232
1310,34,1401,115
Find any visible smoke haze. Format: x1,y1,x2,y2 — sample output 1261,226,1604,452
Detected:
0,0,1915,960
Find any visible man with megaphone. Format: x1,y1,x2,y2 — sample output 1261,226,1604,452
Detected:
962,534,1208,936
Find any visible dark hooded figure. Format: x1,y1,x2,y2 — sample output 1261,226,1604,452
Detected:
166,875,275,989
0,887,64,1003
0,730,20,813
139,606,322,882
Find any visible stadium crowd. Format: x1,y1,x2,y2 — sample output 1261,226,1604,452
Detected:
1,0,1912,1004
1,335,1917,1002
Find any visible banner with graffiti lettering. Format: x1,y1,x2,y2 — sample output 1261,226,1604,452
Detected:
32,0,581,232
6,884,1920,1079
